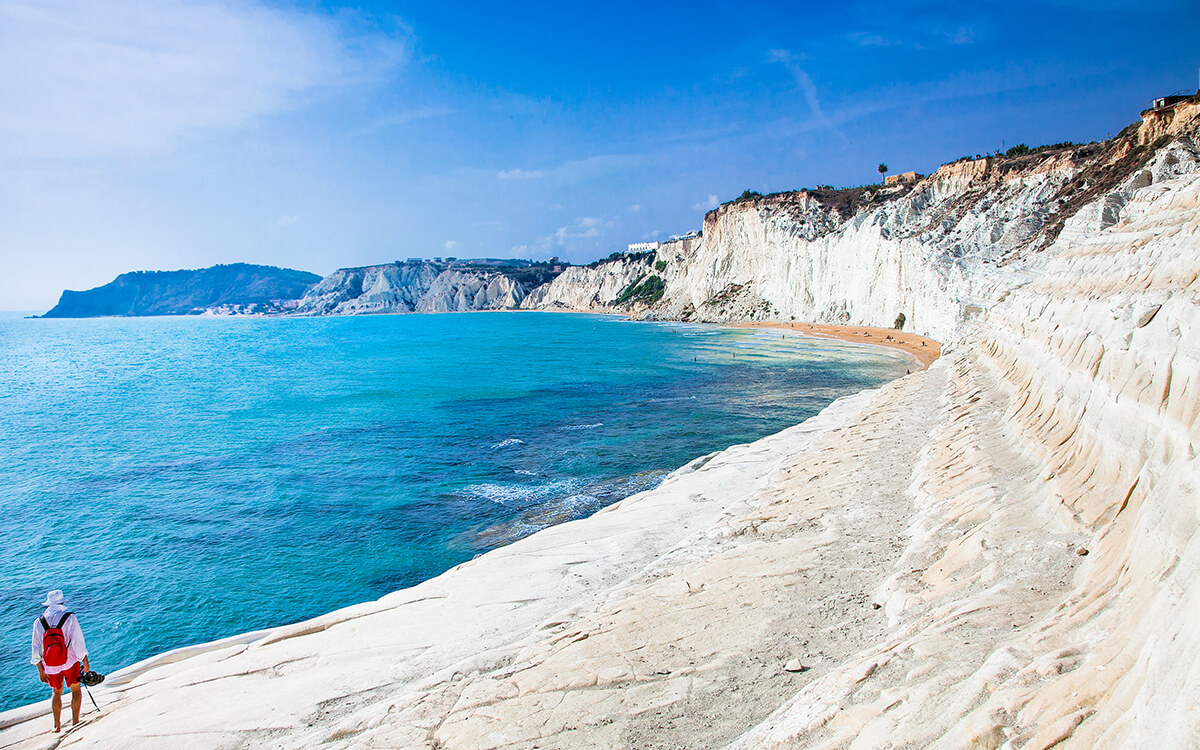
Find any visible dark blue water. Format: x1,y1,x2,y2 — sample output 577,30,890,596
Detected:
0,312,908,711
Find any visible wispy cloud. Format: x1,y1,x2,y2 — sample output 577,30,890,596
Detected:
496,153,645,184
845,19,976,50
529,215,615,252
496,168,547,180
692,194,719,211
847,32,897,47
274,215,301,227
443,240,456,250
353,105,453,136
0,0,407,159
767,49,845,142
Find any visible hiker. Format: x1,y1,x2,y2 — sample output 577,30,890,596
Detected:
31,590,90,732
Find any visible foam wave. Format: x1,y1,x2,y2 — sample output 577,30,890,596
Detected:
561,423,603,431
470,470,668,548
463,478,583,506
490,438,526,449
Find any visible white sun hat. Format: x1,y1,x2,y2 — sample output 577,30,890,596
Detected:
41,590,66,607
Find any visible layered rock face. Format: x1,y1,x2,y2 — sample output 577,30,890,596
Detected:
525,113,1195,346
738,128,1200,749
519,255,654,310
293,261,557,315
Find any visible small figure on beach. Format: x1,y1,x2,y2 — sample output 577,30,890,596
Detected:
32,590,90,733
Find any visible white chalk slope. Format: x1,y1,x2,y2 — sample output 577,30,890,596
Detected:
4,112,1198,749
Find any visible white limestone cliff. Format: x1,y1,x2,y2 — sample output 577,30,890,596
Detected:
294,262,541,315
4,102,1199,749
518,256,652,310
523,125,1188,345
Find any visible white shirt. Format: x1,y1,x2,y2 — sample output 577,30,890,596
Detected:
31,605,88,675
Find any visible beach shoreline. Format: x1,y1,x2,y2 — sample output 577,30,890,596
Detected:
0,312,914,742
509,307,943,369
0,379,896,748
730,319,941,369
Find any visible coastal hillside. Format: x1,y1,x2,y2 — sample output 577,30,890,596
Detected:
524,99,1200,345
41,263,321,318
4,98,1198,748
293,259,562,315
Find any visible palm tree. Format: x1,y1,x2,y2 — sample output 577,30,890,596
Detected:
877,163,888,181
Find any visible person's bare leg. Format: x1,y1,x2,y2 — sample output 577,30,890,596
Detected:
70,683,82,725
50,687,62,732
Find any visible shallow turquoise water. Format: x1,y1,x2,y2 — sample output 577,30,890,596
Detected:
0,312,908,711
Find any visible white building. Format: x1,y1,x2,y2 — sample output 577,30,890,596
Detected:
627,242,660,253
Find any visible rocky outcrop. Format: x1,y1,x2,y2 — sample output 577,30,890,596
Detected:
736,129,1200,750
518,255,656,310
41,263,321,317
293,260,560,315
523,112,1198,346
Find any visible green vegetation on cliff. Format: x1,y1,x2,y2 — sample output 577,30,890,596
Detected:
614,274,666,305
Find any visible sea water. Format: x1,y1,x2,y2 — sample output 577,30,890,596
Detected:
0,312,909,711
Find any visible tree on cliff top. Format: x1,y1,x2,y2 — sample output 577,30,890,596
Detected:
878,163,888,179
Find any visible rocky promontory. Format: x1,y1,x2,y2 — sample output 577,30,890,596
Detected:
291,259,562,315
41,263,321,318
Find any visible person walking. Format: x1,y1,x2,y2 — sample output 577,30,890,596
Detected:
31,590,90,732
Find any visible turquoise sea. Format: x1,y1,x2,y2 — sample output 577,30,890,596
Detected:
0,312,909,711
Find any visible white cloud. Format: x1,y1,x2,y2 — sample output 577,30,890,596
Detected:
767,48,845,142
848,32,897,47
629,204,641,213
534,215,611,251
496,153,644,184
0,0,406,159
443,240,457,250
274,214,301,226
496,168,547,180
692,194,719,211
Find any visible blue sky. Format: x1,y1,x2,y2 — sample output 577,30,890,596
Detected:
1,0,1197,311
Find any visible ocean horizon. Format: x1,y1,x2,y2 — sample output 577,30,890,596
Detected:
0,311,910,711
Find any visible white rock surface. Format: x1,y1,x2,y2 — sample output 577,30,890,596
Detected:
4,112,1199,749
295,262,534,315
519,256,653,310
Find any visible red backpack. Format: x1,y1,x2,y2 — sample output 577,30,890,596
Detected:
40,612,73,668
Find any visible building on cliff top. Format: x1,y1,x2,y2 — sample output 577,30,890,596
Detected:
885,170,923,185
627,242,660,253
1150,93,1194,110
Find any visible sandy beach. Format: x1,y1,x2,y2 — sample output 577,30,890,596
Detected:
736,320,941,370
516,308,942,369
